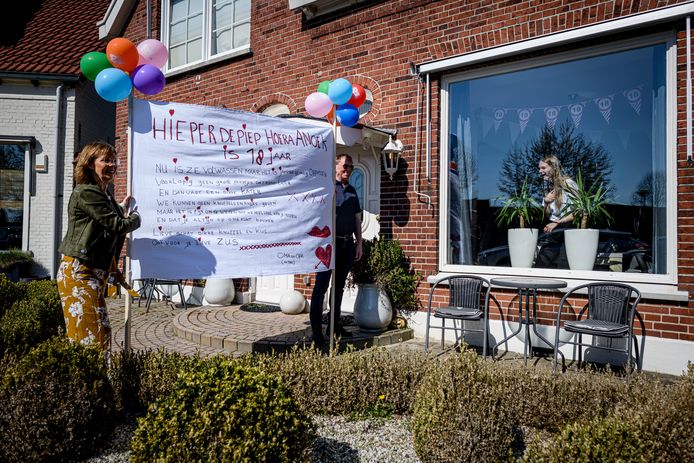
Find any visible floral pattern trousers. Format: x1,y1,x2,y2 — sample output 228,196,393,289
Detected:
57,256,111,352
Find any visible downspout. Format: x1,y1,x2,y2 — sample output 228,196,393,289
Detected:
413,71,431,207
51,83,66,278
425,72,431,184
146,0,152,38
687,16,692,165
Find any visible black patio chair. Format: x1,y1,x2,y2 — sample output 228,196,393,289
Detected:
136,278,187,312
553,282,645,378
424,275,491,357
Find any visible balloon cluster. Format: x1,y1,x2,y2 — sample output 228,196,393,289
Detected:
80,38,169,102
304,78,367,127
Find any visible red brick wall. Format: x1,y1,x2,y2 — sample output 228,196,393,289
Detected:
113,0,693,341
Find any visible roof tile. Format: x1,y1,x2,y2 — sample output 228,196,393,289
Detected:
0,0,111,76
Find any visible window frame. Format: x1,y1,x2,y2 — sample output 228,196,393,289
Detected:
437,32,678,289
0,137,34,251
161,0,252,76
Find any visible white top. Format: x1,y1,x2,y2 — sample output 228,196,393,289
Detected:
547,178,577,223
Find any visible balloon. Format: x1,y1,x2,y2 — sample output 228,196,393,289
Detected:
137,39,169,68
326,107,340,126
328,78,352,105
317,80,331,95
347,84,367,108
336,103,359,127
304,92,333,118
94,68,132,102
131,64,166,95
80,52,112,81
106,37,139,72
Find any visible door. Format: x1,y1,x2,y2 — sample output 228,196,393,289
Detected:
255,273,293,304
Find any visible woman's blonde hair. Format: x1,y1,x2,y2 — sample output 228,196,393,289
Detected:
74,142,116,185
542,155,572,214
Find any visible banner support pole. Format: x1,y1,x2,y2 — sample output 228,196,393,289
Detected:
328,114,337,354
124,94,134,353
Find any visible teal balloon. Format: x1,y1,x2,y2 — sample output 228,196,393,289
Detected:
328,78,352,105
94,68,132,102
336,103,359,127
80,52,112,81
317,80,331,94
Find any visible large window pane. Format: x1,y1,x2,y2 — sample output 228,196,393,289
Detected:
0,144,24,250
446,43,667,274
233,22,250,49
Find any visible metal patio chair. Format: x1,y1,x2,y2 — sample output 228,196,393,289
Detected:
136,278,187,312
424,275,491,357
553,282,645,378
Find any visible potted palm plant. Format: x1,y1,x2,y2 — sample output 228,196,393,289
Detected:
564,171,612,271
349,238,419,332
495,178,542,268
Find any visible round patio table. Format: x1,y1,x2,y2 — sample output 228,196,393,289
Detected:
490,277,567,365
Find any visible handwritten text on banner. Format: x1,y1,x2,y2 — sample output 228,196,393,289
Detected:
130,99,335,279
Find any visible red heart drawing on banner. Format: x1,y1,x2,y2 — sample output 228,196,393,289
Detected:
268,147,272,152
184,176,189,181
308,226,331,238
242,123,247,130
158,225,162,231
315,245,332,269
225,187,230,192
198,237,202,241
200,227,205,231
222,145,227,151
182,214,186,218
169,109,175,116
172,157,177,164
196,205,201,210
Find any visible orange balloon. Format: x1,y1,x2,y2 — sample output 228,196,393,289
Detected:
106,38,139,72
326,107,341,126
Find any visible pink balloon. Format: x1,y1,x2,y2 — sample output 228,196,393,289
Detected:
137,39,169,69
305,92,333,118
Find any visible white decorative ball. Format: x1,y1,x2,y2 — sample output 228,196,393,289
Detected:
279,290,306,315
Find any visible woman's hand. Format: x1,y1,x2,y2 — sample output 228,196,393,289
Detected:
544,221,559,233
544,190,555,204
120,196,137,216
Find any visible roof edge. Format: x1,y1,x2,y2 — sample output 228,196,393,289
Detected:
97,0,138,40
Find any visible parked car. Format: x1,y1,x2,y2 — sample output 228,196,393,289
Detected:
477,229,652,273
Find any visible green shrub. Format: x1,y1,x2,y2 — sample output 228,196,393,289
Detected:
109,349,203,414
0,273,26,318
130,357,314,462
0,279,64,357
412,349,516,463
243,346,431,416
0,337,114,463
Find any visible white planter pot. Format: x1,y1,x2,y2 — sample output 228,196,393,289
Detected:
203,278,235,306
508,228,539,268
565,229,599,271
354,284,392,332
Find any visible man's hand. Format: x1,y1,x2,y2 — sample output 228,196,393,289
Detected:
354,240,363,261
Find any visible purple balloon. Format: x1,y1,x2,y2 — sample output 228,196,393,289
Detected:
131,64,165,95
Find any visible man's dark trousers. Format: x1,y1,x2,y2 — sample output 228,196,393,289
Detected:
310,238,355,340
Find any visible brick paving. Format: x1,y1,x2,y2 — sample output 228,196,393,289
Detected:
108,297,414,356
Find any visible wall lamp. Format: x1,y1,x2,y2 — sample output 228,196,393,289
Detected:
382,136,404,180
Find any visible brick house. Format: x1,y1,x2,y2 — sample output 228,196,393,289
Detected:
0,0,115,277
106,0,693,374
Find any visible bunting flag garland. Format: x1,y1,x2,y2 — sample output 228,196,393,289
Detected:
493,108,505,132
595,95,614,124
569,102,585,128
490,84,644,131
517,108,533,133
624,87,642,115
544,106,560,130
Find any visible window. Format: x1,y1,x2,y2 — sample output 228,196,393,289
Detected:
0,143,29,250
163,0,251,72
441,36,674,282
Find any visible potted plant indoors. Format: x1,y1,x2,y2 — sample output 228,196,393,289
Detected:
564,171,612,271
349,238,419,332
495,178,542,268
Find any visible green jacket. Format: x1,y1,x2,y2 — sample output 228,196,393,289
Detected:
59,184,141,271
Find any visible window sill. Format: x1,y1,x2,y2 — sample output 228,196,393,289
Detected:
165,47,252,78
426,272,689,302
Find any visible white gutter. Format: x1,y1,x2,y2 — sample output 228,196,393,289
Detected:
51,84,66,278
418,3,694,75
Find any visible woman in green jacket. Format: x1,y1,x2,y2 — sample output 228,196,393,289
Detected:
57,142,141,353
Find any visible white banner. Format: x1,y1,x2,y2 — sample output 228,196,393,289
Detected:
130,99,335,279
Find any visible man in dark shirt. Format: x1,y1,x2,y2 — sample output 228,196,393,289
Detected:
310,154,363,346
